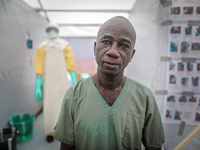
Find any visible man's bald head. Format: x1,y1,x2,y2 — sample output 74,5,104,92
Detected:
97,16,136,46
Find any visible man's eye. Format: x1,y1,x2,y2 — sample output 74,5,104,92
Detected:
121,44,129,49
102,40,110,44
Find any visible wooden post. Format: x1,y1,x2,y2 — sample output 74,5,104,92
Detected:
174,124,200,150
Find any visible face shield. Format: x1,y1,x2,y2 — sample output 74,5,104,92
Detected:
45,23,59,40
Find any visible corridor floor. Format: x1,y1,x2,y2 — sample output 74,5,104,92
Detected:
17,113,60,150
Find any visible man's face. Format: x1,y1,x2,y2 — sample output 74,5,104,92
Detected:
94,18,135,76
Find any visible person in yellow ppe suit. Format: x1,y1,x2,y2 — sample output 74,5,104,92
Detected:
34,23,77,142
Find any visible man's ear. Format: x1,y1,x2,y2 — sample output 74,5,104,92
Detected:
94,41,96,56
129,49,135,62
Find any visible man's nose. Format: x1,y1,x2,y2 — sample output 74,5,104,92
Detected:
106,43,120,58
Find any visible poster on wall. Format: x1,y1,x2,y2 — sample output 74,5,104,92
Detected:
169,0,200,21
164,0,200,126
166,60,200,92
162,94,200,125
168,25,200,58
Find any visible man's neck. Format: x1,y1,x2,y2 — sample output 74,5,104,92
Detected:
92,71,126,91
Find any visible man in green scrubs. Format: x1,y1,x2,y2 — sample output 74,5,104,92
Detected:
54,16,165,150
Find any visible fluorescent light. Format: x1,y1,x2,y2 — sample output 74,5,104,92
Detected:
47,12,129,24
41,0,135,10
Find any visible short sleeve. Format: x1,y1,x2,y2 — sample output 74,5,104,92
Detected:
142,90,165,150
64,44,76,72
54,87,75,145
34,46,45,75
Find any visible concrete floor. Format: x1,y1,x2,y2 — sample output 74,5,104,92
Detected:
17,113,60,150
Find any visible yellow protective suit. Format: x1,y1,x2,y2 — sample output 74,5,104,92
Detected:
34,38,76,135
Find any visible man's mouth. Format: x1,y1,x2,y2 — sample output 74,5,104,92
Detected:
104,61,118,65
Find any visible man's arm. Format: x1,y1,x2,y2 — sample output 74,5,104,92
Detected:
60,143,75,150
142,89,165,149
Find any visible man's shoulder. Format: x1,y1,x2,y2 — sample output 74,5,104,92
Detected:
65,77,91,97
126,77,151,93
73,77,91,89
126,77,157,106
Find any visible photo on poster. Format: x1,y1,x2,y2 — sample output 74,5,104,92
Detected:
199,99,200,106
191,42,200,57
174,110,182,120
166,109,173,118
181,41,190,53
197,62,200,71
167,95,176,102
187,62,194,72
179,95,187,102
170,41,178,52
184,26,192,35
183,7,194,15
170,7,181,15
191,43,200,51
195,111,200,121
195,26,200,36
169,75,176,84
189,96,197,102
166,73,179,92
195,6,200,14
178,62,184,71
169,62,176,71
191,76,199,87
170,26,181,34
181,77,188,87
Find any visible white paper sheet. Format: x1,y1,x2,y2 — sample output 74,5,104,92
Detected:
166,60,200,93
162,94,200,125
168,25,200,58
169,0,200,21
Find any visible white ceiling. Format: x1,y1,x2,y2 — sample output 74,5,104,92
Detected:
22,0,137,37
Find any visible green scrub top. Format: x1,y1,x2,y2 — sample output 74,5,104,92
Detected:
54,77,165,150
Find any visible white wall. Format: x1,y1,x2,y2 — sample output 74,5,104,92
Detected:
127,0,200,149
127,0,160,93
0,0,48,128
